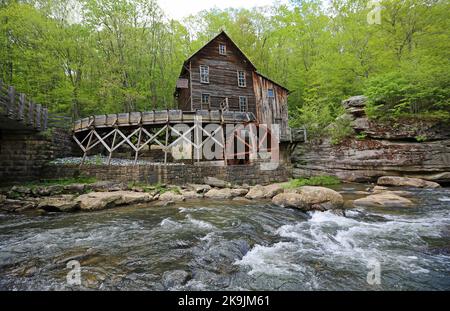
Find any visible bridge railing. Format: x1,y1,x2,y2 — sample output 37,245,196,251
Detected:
0,81,72,131
0,81,48,131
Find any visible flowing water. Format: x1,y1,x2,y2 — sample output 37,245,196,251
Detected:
0,185,449,290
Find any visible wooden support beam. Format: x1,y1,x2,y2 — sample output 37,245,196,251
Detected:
81,130,94,165
108,128,118,165
134,127,143,165
164,124,169,164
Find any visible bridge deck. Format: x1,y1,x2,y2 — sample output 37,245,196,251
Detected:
73,110,257,133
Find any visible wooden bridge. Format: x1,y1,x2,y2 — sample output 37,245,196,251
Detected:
72,110,306,165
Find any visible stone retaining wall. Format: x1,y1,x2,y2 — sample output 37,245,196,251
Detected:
0,128,77,183
41,163,292,185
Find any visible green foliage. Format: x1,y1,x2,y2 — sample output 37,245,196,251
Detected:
26,176,97,188
328,114,354,145
355,132,367,140
284,176,341,189
0,0,449,129
415,135,427,142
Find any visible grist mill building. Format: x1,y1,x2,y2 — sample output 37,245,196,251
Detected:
174,31,290,139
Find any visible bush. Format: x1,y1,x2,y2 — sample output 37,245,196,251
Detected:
284,175,340,189
328,114,354,145
364,71,450,120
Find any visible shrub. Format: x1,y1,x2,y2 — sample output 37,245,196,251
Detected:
284,175,340,189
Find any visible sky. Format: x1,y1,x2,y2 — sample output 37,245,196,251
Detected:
157,0,290,20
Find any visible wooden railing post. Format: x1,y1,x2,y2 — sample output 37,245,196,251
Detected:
35,104,42,130
7,85,15,117
18,93,25,120
42,108,48,130
28,101,34,126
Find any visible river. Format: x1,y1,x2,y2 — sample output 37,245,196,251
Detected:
0,184,449,290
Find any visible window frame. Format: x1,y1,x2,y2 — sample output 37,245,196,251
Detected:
201,93,210,110
237,70,246,87
268,88,275,98
200,65,209,84
219,43,226,55
239,96,248,112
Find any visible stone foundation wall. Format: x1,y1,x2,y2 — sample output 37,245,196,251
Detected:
41,163,292,185
0,128,77,183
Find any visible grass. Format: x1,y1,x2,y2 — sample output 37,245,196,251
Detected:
283,175,341,189
23,177,97,188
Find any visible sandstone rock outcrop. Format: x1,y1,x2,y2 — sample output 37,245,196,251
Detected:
292,96,450,183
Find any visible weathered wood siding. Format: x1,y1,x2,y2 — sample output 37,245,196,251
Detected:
188,33,256,114
176,70,191,111
252,72,289,136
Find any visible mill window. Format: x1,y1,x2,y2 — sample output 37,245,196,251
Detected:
239,96,248,112
200,65,209,83
201,93,210,109
237,71,246,87
219,44,226,55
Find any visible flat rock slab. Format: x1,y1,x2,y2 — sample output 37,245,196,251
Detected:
38,195,79,212
377,176,440,188
353,193,414,208
77,191,153,211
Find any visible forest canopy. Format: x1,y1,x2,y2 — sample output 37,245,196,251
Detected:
1,0,449,134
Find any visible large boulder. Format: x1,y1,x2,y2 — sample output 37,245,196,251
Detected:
115,191,154,205
63,183,86,194
161,270,190,289
158,191,185,202
181,190,203,200
245,184,284,200
230,188,248,197
272,193,306,209
204,188,232,199
38,195,79,212
186,184,211,193
272,186,344,211
245,185,266,200
377,176,440,188
263,184,285,198
204,177,230,188
353,193,414,208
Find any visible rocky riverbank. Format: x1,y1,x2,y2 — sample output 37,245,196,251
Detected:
0,176,441,214
292,96,450,183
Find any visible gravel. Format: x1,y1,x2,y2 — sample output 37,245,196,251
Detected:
49,156,184,166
